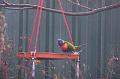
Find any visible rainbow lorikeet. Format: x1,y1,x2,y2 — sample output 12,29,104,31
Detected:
57,39,80,53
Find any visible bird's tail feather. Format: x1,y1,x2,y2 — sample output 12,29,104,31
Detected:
74,43,87,51
74,45,80,50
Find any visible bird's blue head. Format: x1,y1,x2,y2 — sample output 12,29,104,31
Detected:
57,39,64,46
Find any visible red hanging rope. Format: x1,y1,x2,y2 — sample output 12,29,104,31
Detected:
34,0,43,50
27,0,42,51
57,0,74,45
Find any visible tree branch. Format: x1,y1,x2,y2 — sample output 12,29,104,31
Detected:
1,1,120,16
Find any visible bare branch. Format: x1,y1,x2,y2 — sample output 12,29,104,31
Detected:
1,1,120,16
4,7,33,10
66,0,92,10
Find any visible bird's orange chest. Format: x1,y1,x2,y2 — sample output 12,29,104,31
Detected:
61,43,68,50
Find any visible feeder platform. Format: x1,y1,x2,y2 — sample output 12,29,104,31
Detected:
17,52,79,60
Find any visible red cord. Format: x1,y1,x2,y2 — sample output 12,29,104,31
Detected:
57,0,74,45
27,0,42,51
34,0,43,50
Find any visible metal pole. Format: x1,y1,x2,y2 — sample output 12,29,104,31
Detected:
31,50,36,79
76,56,80,79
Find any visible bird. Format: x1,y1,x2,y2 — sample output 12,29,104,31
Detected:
57,39,80,53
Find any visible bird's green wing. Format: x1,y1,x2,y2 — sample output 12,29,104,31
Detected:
64,41,75,50
64,41,80,51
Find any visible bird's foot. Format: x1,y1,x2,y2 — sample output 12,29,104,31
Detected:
73,50,82,54
73,52,79,54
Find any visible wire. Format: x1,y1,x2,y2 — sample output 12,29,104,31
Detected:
34,0,43,50
57,0,74,45
27,0,41,51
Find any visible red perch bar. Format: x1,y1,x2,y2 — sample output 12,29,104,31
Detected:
17,52,79,60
